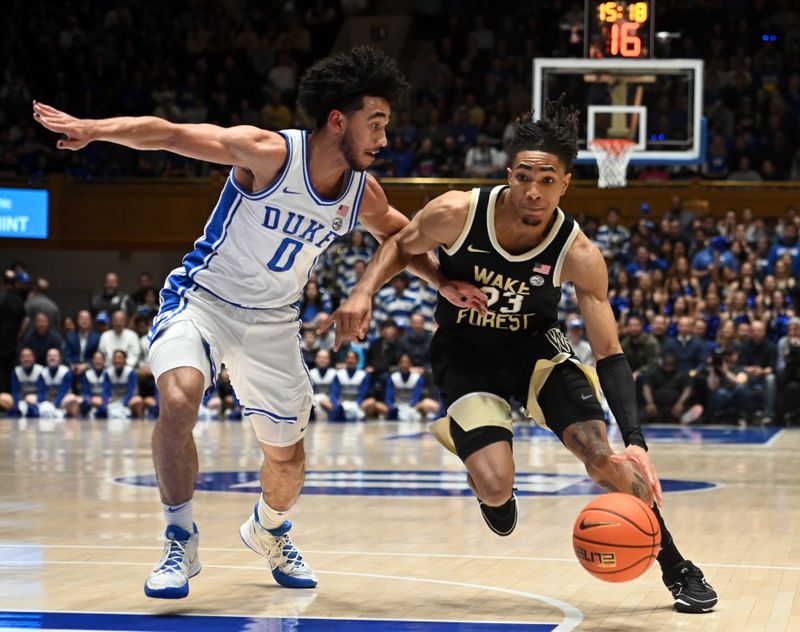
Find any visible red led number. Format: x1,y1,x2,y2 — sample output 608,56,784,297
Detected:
610,22,642,57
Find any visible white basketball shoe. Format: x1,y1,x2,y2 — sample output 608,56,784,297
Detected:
239,506,317,588
144,523,201,599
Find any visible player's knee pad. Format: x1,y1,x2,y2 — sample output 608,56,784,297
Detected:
450,417,513,462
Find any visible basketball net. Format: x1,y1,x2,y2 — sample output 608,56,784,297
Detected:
590,139,636,188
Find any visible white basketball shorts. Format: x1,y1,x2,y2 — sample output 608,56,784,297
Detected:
148,287,313,447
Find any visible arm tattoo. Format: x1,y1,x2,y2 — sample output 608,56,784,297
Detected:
598,480,619,493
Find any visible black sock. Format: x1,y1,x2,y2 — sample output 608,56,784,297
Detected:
652,504,685,573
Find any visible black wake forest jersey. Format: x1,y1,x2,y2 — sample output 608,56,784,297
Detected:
435,185,580,344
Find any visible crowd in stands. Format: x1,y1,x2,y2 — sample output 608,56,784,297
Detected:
3,1,800,181
2,196,800,426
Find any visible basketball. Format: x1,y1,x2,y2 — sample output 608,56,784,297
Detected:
572,493,661,583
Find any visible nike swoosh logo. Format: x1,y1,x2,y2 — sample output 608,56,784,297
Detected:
579,518,618,530
282,186,301,195
467,245,491,254
166,504,188,513
580,393,594,400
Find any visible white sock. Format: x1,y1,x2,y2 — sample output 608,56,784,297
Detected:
162,500,194,531
257,495,288,530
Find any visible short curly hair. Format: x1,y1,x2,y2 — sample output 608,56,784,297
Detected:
297,46,409,130
509,96,580,172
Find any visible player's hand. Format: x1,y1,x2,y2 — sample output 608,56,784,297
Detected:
32,101,94,150
319,289,372,351
610,445,663,507
439,280,488,316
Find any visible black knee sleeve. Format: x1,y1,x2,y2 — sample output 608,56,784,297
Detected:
450,417,512,462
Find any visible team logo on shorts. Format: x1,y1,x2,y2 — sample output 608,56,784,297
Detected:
332,217,344,231
530,275,545,287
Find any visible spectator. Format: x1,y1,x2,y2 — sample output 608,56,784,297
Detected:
2,348,43,417
105,349,142,418
727,156,763,181
25,277,61,330
98,310,140,368
662,316,709,373
299,281,332,324
650,315,670,349
79,350,109,419
595,207,631,259
132,287,159,325
619,315,660,377
64,310,100,378
464,134,507,178
777,317,800,374
692,348,752,425
0,270,26,395
92,272,135,318
95,311,111,334
766,223,800,276
19,313,63,365
300,328,320,369
374,275,418,330
397,313,433,370
385,354,439,421
130,272,154,306
330,350,371,421
640,353,693,424
738,320,777,423
365,319,401,399
309,349,336,421
37,347,79,418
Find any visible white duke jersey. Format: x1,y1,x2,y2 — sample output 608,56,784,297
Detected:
161,129,367,311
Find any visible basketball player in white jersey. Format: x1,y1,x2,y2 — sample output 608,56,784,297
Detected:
33,46,486,599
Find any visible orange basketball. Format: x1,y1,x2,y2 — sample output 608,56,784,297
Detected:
572,493,661,583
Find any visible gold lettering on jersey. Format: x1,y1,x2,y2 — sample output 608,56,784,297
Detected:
455,308,537,331
473,266,530,295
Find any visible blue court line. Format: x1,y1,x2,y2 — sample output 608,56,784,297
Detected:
0,610,555,631
114,469,716,497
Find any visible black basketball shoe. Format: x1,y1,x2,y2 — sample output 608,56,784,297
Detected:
477,494,518,536
663,560,718,613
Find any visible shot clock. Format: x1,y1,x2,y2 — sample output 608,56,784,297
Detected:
585,1,655,58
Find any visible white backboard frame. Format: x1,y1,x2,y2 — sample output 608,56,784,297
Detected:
532,58,705,165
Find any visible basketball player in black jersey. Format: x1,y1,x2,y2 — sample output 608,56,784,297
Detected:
323,100,718,614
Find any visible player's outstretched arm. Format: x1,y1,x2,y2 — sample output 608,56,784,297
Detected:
322,190,482,349
358,179,487,308
32,100,284,168
563,233,663,506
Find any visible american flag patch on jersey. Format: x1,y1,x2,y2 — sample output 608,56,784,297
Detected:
532,262,551,275
337,204,350,217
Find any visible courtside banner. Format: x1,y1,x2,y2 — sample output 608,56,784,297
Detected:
0,187,49,239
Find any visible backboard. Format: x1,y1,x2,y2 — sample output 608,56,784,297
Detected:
532,58,705,165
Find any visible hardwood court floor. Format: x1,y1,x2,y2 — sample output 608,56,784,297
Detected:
0,417,798,631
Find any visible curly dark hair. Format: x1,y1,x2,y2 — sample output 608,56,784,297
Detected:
509,96,581,172
297,46,409,130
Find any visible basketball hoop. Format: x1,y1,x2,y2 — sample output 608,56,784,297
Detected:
590,139,636,188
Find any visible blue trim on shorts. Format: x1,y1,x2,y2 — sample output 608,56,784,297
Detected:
201,337,217,397
243,407,298,423
148,275,193,344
